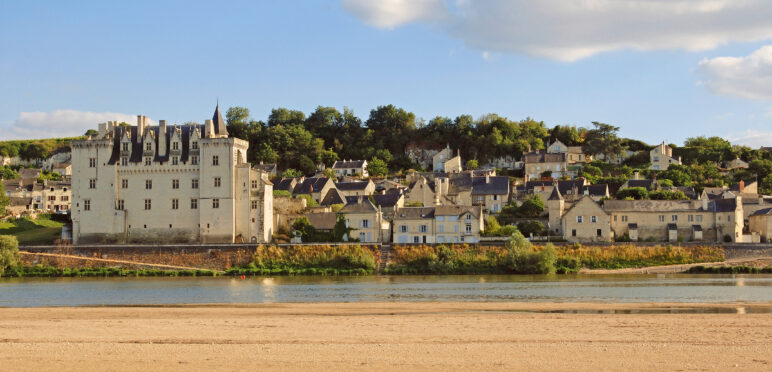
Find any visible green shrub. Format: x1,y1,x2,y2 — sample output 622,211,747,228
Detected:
0,235,20,276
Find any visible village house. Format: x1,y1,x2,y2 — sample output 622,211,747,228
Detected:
332,159,368,178
405,142,441,170
547,140,589,165
392,205,484,244
559,196,612,243
338,196,385,243
432,145,462,173
52,163,72,180
292,177,334,204
3,178,71,214
468,174,510,213
650,141,682,170
334,179,375,198
253,162,277,177
749,208,772,243
320,188,346,206
70,105,274,244
523,150,567,180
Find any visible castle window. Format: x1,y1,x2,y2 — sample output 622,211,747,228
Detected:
172,179,179,189
212,155,219,166
84,199,91,211
192,141,198,150
172,198,179,210
251,180,258,189
172,157,178,165
121,179,128,189
144,199,152,210
89,158,96,167
146,142,152,151
89,179,96,189
121,157,128,166
172,142,179,150
251,200,258,210
116,200,124,210
191,179,199,189
145,157,151,166
191,156,198,165
146,179,152,190
122,143,128,151
191,198,198,209
214,177,221,187
212,198,219,208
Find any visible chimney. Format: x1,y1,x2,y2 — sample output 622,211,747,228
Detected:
702,197,709,211
634,171,640,180
760,196,765,205
136,115,144,137
738,180,744,193
158,120,167,158
485,173,490,184
205,119,214,138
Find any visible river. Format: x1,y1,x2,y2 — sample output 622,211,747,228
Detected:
0,274,770,307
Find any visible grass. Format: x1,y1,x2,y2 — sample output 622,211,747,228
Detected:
0,215,65,245
4,265,219,277
230,244,378,276
556,244,724,270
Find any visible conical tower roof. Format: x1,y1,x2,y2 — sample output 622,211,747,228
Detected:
212,102,229,136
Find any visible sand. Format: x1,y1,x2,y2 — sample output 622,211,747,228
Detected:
0,302,770,371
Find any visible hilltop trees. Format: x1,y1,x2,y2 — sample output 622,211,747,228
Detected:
582,122,625,161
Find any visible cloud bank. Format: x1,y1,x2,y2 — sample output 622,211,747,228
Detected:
727,129,772,148
0,110,143,140
697,45,772,100
341,0,772,61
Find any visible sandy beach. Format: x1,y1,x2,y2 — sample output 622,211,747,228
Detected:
0,302,769,371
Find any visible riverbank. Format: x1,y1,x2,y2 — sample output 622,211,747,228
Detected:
0,302,769,371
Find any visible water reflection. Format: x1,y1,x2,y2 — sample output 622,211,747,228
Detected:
0,274,770,307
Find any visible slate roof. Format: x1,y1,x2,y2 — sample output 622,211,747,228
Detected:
713,198,739,213
471,176,510,195
603,199,738,213
434,205,482,218
305,212,337,231
9,197,32,206
372,190,403,208
293,177,331,195
625,179,658,190
332,160,366,169
253,163,276,173
335,181,372,191
212,103,228,136
320,188,346,206
584,184,609,197
339,197,378,214
274,178,298,192
548,187,563,201
106,124,202,165
751,207,772,217
394,207,436,220
523,152,566,163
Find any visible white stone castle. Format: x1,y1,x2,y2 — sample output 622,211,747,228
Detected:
70,105,273,244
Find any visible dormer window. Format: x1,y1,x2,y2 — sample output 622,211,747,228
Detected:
172,157,178,165
192,141,198,150
121,157,128,166
145,157,152,166
173,142,179,150
122,143,129,151
146,142,152,151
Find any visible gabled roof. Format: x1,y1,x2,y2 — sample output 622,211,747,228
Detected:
713,198,739,213
212,103,228,136
523,152,566,163
106,124,202,164
394,207,436,220
320,188,346,206
294,177,331,195
335,181,373,191
604,199,703,212
372,191,403,208
305,212,337,231
434,205,483,219
332,160,366,169
584,184,609,197
471,176,510,195
751,207,772,217
274,178,298,192
254,163,276,172
339,197,378,214
548,187,563,201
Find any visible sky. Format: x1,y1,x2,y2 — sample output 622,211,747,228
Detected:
2,0,772,147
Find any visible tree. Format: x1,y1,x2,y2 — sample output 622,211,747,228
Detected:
761,174,772,195
226,106,251,140
292,217,316,242
365,105,416,158
0,235,20,276
332,214,354,242
0,182,9,215
268,108,306,127
281,168,302,178
518,195,545,217
684,136,734,164
319,148,339,167
649,190,689,200
84,129,99,136
517,220,544,237
580,164,603,183
466,159,479,170
660,165,692,186
367,158,389,177
616,187,649,200
298,155,317,176
582,122,625,161
550,125,583,146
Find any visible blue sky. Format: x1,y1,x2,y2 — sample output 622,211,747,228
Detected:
2,0,772,147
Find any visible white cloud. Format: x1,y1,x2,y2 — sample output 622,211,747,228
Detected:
342,0,772,61
727,129,772,148
481,51,490,60
697,45,772,100
0,110,146,140
340,0,446,29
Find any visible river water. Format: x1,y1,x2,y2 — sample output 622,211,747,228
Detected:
1,274,771,307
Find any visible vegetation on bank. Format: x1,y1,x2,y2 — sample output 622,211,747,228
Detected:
5,265,219,277
226,244,377,276
557,243,724,270
685,265,772,274
0,214,66,245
